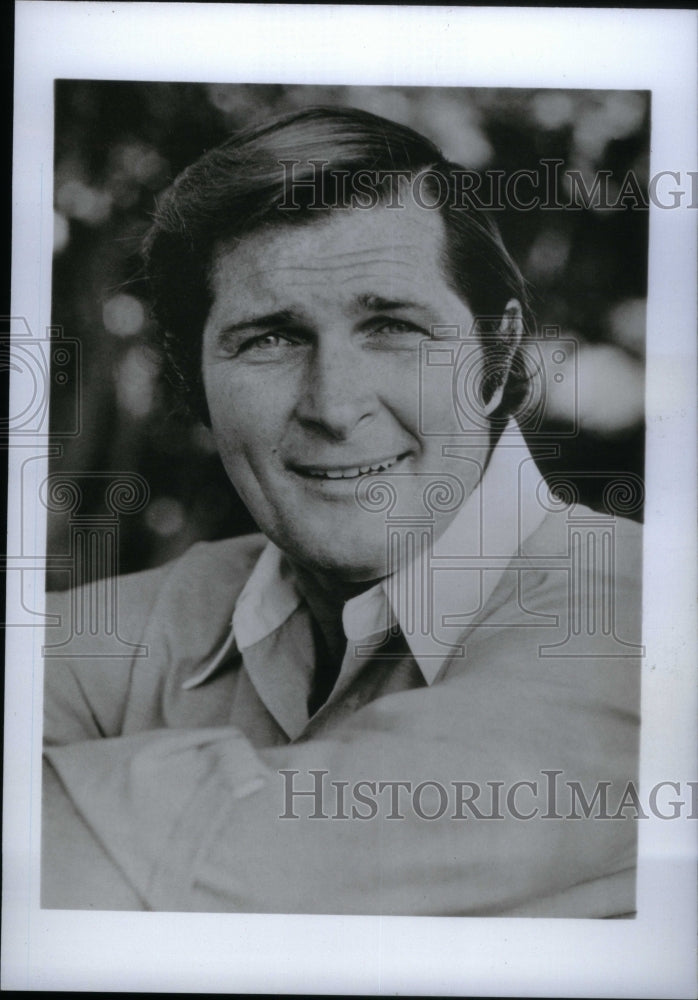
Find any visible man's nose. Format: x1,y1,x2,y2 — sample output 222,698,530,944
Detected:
293,340,377,440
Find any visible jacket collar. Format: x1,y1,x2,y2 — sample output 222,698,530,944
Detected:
183,420,546,689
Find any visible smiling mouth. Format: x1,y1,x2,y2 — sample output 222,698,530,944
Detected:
293,453,406,480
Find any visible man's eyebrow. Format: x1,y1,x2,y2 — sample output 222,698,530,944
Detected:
355,293,430,313
215,297,432,337
216,308,302,336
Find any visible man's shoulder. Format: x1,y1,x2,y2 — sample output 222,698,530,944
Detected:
145,532,268,622
470,505,643,645
45,534,267,653
521,505,642,581
157,532,268,588
49,532,266,598
509,506,643,648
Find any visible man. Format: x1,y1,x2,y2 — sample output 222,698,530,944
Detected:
42,106,642,915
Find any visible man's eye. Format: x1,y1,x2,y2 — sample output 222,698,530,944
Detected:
371,318,427,337
239,332,296,353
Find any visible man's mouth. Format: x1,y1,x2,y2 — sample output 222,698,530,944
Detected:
292,453,406,480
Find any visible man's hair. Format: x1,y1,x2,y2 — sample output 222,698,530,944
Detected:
142,105,533,424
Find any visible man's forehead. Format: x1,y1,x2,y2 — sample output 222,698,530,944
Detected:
210,201,448,286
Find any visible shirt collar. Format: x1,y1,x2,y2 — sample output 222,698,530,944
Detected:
184,420,546,689
342,419,547,681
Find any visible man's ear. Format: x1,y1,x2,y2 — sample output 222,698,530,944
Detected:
481,298,523,416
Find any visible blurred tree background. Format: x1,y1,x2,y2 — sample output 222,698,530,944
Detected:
48,82,648,588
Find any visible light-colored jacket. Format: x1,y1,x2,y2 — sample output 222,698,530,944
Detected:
43,510,642,916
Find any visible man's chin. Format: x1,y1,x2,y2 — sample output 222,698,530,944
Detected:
281,536,390,587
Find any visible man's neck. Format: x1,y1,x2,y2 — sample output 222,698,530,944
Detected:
287,423,505,670
289,562,375,666
290,563,380,715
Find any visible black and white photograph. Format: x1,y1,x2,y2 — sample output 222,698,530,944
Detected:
43,79,649,916
4,3,697,995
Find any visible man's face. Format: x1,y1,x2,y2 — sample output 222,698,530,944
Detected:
202,201,495,583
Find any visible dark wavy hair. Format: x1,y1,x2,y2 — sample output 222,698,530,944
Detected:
142,105,533,424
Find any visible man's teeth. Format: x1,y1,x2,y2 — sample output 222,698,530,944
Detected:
307,457,399,479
